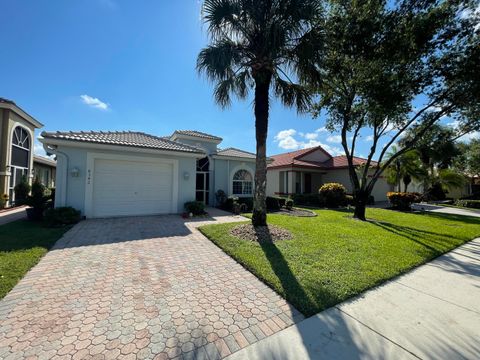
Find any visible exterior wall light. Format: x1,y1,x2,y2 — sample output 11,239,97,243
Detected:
71,167,80,177
183,171,190,180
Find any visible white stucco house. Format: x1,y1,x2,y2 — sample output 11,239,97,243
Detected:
266,146,392,201
40,130,258,218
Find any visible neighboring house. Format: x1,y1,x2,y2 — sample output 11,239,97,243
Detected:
33,155,56,188
266,146,393,201
0,98,43,205
40,130,258,218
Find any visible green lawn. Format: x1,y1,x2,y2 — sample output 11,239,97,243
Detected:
0,220,70,299
200,208,480,316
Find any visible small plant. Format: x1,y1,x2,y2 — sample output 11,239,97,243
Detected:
45,207,81,227
14,176,30,205
266,196,286,210
0,194,8,209
215,190,227,207
184,201,206,216
387,192,421,210
285,199,294,210
319,183,347,208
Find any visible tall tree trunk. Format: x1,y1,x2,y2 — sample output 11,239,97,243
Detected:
353,189,368,221
252,72,272,227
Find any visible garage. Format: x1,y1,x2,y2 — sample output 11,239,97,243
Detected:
90,158,175,218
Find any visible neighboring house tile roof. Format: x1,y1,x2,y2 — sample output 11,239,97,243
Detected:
41,131,204,154
172,130,222,141
0,97,16,105
33,155,57,167
215,147,256,159
268,146,377,169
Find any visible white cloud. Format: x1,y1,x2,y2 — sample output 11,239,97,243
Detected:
315,127,328,133
273,129,344,155
326,135,342,143
458,131,480,142
365,135,374,142
304,132,318,140
459,3,480,31
80,94,110,111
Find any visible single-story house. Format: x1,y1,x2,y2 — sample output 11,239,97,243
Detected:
0,98,43,205
266,146,393,201
40,130,258,218
33,155,56,188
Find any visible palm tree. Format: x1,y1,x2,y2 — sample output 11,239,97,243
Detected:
197,0,320,226
386,147,426,192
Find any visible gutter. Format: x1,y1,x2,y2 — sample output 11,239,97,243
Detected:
44,144,68,207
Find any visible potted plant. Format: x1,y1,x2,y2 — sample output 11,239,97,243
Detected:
26,178,48,221
0,194,8,209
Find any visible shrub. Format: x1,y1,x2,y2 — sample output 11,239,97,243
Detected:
184,201,206,216
238,197,253,211
387,192,421,210
44,207,81,227
319,183,347,208
345,195,354,206
454,199,480,209
285,199,294,210
223,196,238,212
14,176,30,205
266,196,286,210
215,190,227,207
290,193,326,207
424,182,447,201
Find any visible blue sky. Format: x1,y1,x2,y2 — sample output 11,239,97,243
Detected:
1,1,476,159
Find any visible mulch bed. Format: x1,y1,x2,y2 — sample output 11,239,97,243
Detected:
269,208,317,217
230,224,293,243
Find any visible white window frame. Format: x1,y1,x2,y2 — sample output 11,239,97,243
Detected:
231,168,253,196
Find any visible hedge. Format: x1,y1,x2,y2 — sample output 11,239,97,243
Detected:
454,199,480,209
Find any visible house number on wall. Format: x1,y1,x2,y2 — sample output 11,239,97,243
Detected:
87,169,91,185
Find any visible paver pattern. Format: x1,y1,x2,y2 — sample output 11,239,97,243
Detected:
0,210,303,359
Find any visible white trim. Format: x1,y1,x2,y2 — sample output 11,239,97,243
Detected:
229,163,254,197
8,123,34,180
170,133,222,145
211,155,256,162
84,152,179,218
0,102,43,128
39,138,204,158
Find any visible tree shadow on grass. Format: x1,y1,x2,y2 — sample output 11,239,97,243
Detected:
253,227,341,317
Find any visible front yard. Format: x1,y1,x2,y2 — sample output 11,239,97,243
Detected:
0,220,70,299
200,208,480,316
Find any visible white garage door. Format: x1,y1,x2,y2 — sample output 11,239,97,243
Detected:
92,158,174,218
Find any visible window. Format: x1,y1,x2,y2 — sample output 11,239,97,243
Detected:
11,127,30,168
232,169,253,195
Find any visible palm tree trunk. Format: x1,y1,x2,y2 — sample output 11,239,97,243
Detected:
252,73,272,227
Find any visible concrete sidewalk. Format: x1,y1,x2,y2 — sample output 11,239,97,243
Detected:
412,203,480,218
227,238,480,360
0,206,26,225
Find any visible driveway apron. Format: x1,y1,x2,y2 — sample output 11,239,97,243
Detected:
0,211,303,359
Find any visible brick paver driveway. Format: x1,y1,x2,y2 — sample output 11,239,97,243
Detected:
0,210,303,359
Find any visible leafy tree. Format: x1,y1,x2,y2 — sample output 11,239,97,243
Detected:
454,138,480,186
303,0,480,220
197,0,320,226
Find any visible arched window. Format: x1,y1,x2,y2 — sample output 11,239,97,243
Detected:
11,127,30,168
232,169,253,195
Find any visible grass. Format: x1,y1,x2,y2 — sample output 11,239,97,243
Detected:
0,220,70,299
200,208,480,316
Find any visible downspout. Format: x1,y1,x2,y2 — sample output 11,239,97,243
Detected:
227,160,230,196
45,144,68,207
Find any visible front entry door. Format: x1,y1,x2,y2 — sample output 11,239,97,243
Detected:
196,172,210,204
304,173,312,193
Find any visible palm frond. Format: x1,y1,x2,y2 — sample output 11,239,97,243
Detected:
202,0,243,40
196,40,245,81
273,75,311,112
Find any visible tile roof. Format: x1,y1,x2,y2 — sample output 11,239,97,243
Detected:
0,97,16,105
41,131,204,154
172,130,222,141
268,146,376,169
33,155,57,167
215,147,256,159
